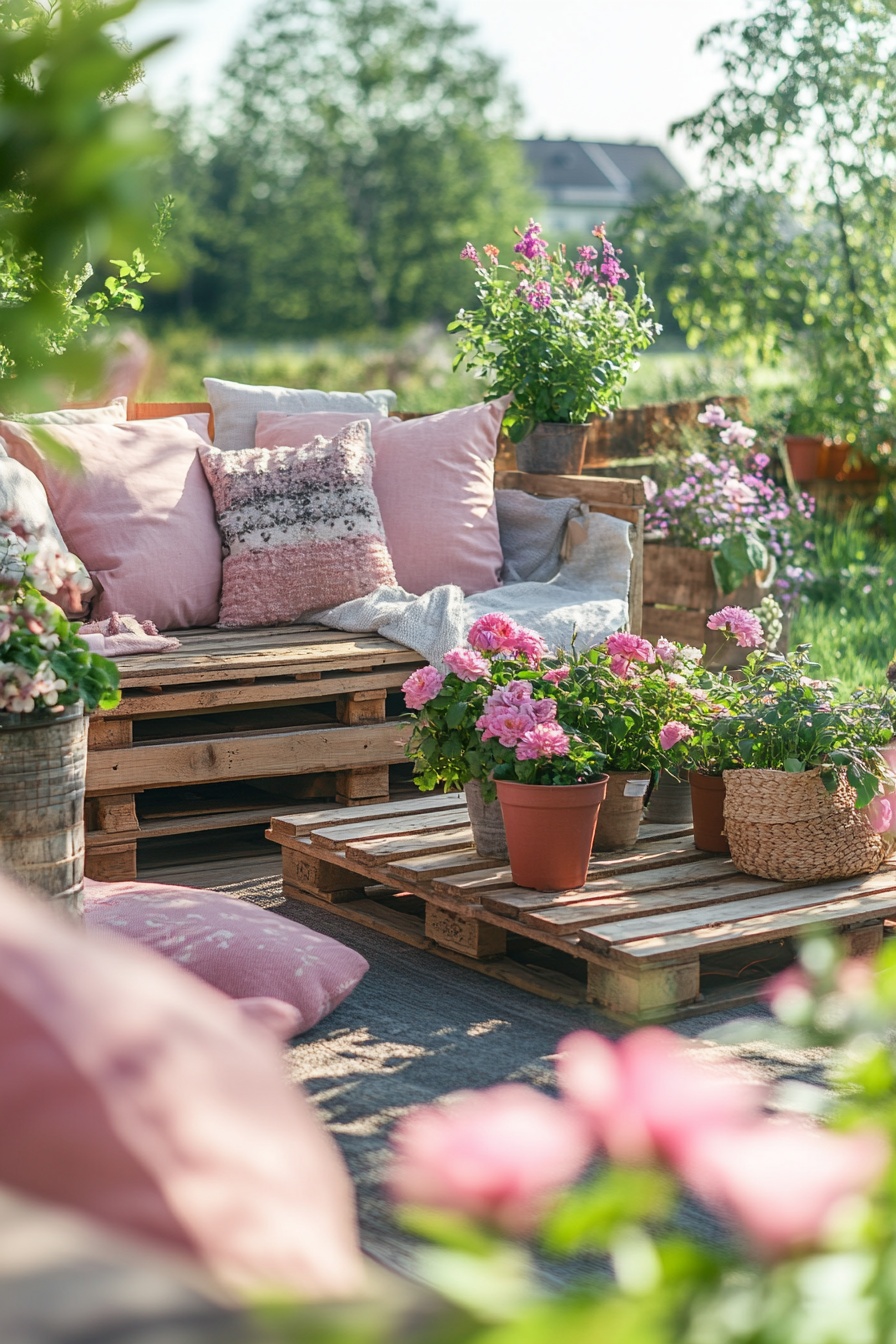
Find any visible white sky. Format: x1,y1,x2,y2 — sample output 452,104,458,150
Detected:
125,0,755,183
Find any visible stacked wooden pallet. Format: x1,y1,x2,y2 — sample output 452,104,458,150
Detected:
85,625,422,881
268,794,896,1022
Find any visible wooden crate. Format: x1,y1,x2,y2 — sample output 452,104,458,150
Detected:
267,795,896,1023
85,625,424,881
642,542,773,665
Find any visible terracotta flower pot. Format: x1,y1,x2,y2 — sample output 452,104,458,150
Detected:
515,423,588,475
784,434,823,483
463,780,508,859
592,770,652,851
496,776,608,890
688,770,729,854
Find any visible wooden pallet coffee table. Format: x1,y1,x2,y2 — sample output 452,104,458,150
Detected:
267,795,896,1023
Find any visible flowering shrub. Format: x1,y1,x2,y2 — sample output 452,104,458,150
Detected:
403,613,606,794
645,403,816,603
0,524,119,716
450,221,659,442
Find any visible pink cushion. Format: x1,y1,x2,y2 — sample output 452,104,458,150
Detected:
0,869,364,1299
1,415,221,630
83,877,369,1032
198,420,396,627
255,399,508,595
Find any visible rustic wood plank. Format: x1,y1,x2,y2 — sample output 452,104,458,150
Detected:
101,668,417,720
312,808,469,850
424,905,506,959
348,826,476,866
112,636,419,687
387,849,505,881
587,956,700,1017
335,764,391,802
86,721,412,792
269,793,465,841
496,470,647,507
582,868,896,960
638,823,694,842
435,854,734,907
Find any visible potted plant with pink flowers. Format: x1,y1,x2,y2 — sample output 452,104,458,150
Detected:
402,612,607,887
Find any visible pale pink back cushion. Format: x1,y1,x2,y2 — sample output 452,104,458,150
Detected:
83,877,369,1033
255,399,508,595
0,869,363,1299
0,415,221,630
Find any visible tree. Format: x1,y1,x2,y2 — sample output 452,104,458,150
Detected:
157,0,534,337
626,0,896,450
0,0,171,415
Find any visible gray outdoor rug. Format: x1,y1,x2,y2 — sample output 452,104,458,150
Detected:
226,872,832,1283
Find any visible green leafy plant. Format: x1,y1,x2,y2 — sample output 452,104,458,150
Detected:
450,221,659,442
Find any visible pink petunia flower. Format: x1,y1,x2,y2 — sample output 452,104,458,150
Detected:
605,632,654,664
706,606,764,649
659,721,695,751
556,1028,766,1168
467,612,521,655
387,1084,594,1235
515,722,571,760
543,665,570,684
443,648,490,681
677,1120,889,1258
402,666,446,710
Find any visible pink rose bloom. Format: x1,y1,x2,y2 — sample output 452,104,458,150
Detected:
659,721,695,751
402,665,446,710
678,1120,889,1257
485,680,533,709
863,793,894,834
557,1028,766,1167
605,632,654,664
515,722,571,760
467,612,521,654
478,704,538,747
697,403,732,429
706,606,764,649
609,654,633,679
543,665,570,684
443,647,490,681
387,1083,594,1235
655,637,678,664
531,698,558,724
513,625,548,666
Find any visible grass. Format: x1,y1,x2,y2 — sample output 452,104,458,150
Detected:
790,506,896,691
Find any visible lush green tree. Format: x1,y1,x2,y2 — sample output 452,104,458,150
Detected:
0,0,171,416
156,0,535,337
626,0,896,450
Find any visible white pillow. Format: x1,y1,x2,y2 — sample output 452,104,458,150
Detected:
15,397,129,426
203,377,395,453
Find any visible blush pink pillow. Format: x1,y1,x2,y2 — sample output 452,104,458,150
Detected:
1,415,221,630
255,399,508,595
83,877,369,1032
0,868,364,1300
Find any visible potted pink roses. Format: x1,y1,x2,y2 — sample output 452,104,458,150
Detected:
402,613,607,888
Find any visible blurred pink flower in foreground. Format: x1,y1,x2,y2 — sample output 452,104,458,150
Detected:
387,1084,593,1235
678,1121,889,1256
556,1028,766,1166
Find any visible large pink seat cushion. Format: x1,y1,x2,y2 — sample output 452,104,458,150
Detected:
255,399,508,596
0,414,222,630
83,877,368,1033
0,869,364,1299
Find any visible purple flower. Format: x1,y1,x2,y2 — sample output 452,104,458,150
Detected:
574,260,595,278
577,245,599,261
599,240,629,288
459,242,480,263
720,421,757,449
524,279,552,310
752,452,770,469
697,404,732,429
513,220,549,260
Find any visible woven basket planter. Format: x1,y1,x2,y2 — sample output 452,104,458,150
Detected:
723,766,890,882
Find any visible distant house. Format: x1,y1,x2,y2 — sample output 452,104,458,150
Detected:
519,138,686,241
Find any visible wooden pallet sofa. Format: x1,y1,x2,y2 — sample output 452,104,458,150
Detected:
84,401,646,880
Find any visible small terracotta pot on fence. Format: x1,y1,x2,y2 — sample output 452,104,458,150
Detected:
0,704,87,916
688,770,729,854
592,770,652,851
723,766,889,882
514,423,589,475
497,776,608,891
785,434,824,483
464,779,508,860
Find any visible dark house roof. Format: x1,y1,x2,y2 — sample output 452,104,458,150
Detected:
520,138,686,208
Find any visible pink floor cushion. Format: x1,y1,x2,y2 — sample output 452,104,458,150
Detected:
255,398,509,596
83,877,369,1033
0,414,221,631
0,868,365,1300
199,420,397,626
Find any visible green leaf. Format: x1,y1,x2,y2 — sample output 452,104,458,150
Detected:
445,700,467,729
782,756,804,772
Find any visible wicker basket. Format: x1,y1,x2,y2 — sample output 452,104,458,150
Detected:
723,766,891,882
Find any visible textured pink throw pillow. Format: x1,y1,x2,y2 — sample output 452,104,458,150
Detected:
199,419,397,627
83,877,369,1032
255,399,508,596
0,414,221,630
0,868,364,1299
